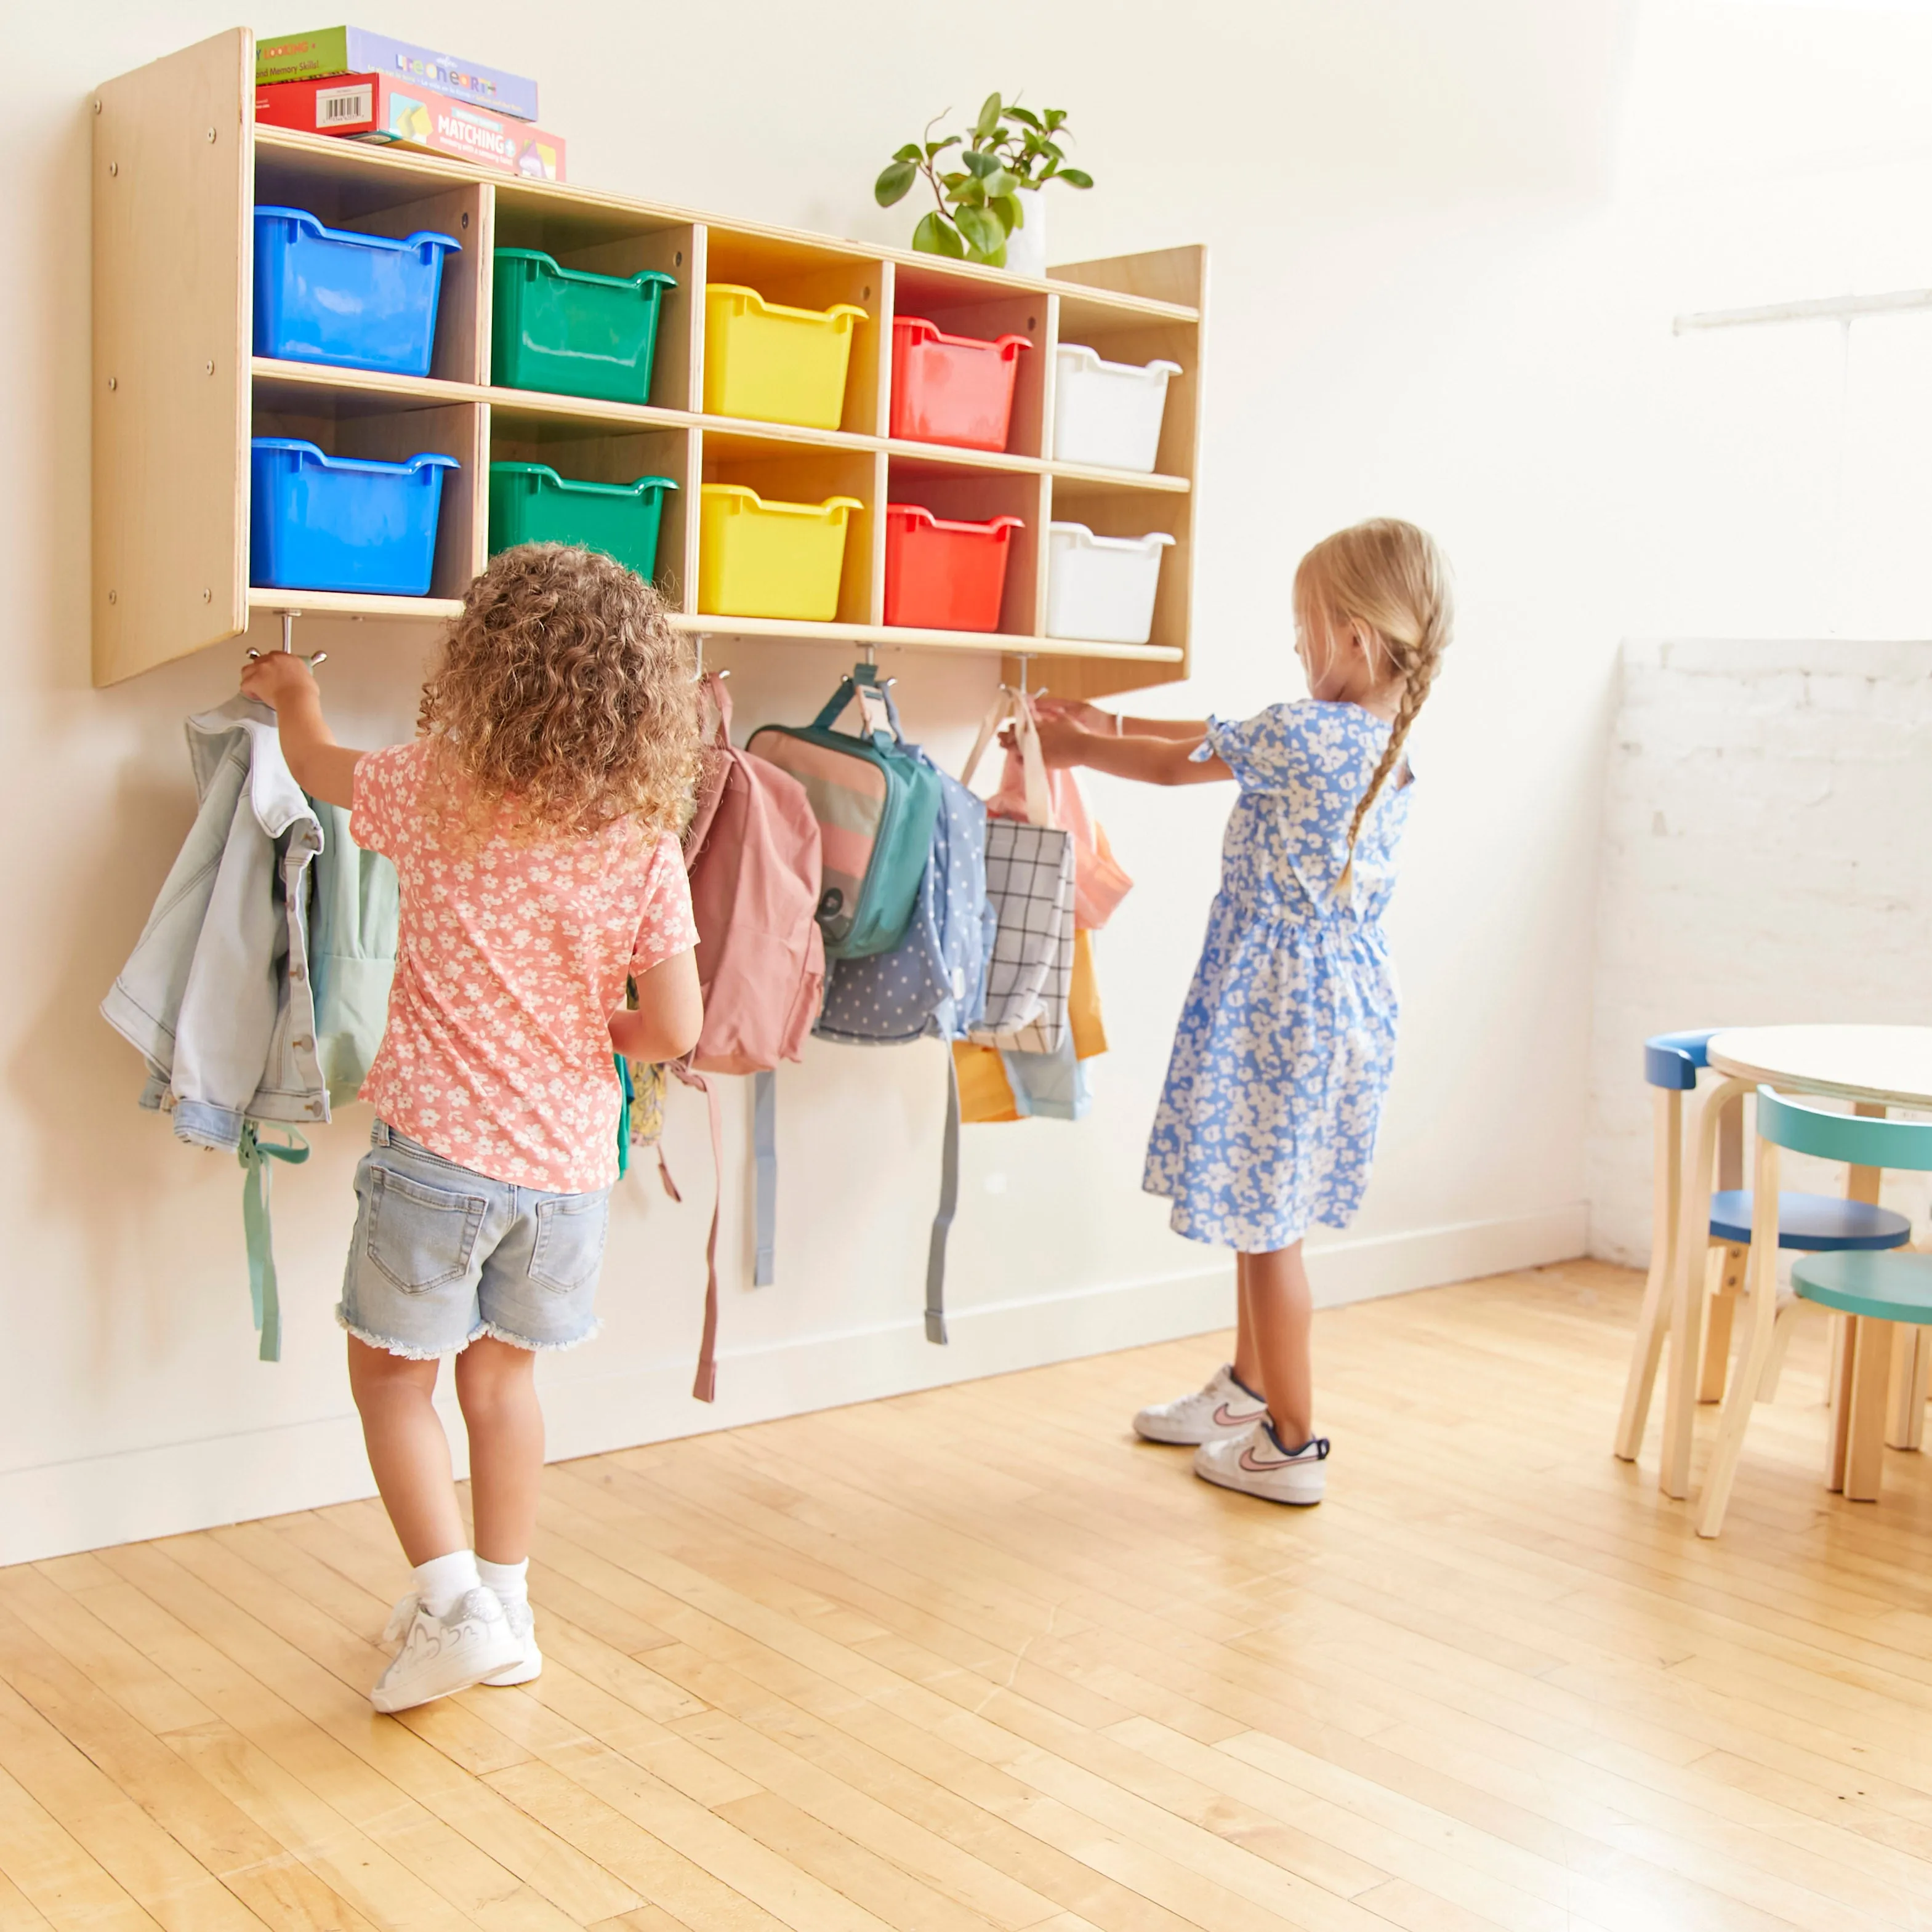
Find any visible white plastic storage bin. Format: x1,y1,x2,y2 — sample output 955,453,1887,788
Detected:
1052,345,1182,473
1045,522,1175,645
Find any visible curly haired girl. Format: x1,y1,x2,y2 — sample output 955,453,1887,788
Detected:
242,544,704,1709
1032,518,1452,1506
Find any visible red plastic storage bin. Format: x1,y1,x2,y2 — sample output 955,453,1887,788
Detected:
885,504,1023,632
890,318,1031,451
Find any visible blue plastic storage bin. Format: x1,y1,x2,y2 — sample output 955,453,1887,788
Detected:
250,440,459,596
254,206,461,377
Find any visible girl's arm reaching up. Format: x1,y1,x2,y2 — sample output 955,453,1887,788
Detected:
239,651,364,808
1029,710,1232,786
1037,699,1209,743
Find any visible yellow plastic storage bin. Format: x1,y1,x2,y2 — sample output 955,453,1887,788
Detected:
704,284,867,429
699,484,863,621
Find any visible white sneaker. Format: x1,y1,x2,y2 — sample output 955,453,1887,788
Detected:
371,1588,523,1713
1133,1363,1268,1446
483,1596,542,1687
1194,1423,1329,1506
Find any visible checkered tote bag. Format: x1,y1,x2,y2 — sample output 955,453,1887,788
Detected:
961,690,1075,1051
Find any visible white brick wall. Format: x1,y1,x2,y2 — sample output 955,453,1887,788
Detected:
1586,638,1932,1265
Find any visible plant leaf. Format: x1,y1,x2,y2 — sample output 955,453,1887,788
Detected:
940,171,970,192
991,193,1023,235
1057,167,1093,189
960,148,1000,179
982,167,1021,199
912,210,967,257
893,142,922,163
875,159,919,206
975,92,1003,138
925,135,960,158
1044,108,1066,131
956,204,1005,256
1004,104,1043,130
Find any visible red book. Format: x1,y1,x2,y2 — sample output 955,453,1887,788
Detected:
256,74,565,181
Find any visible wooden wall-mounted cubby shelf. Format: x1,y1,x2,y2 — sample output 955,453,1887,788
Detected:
92,29,1205,699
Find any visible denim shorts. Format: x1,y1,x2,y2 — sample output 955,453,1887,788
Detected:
337,1122,611,1359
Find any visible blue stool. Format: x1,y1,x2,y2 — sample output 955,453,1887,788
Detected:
1700,1089,1932,1534
1613,1029,1910,1465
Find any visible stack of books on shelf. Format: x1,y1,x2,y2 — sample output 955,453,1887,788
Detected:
253,24,563,180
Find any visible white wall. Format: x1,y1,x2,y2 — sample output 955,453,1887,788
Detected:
1582,4,1932,1271
3,0,1657,1564
1588,640,1932,1265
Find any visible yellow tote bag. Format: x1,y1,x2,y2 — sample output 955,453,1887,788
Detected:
1069,929,1108,1061
953,1040,1021,1122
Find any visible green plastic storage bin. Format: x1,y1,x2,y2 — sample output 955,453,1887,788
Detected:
491,249,676,403
488,463,678,580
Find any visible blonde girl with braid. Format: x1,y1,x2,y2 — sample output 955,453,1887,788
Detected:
1031,518,1452,1504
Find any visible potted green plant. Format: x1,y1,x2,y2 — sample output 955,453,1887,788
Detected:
875,94,1092,276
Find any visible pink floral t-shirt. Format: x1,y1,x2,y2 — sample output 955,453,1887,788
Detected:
352,739,696,1193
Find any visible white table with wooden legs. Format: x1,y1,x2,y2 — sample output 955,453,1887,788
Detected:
1658,1024,1932,1504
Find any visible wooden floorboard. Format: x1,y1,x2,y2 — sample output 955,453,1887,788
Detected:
6,1263,1932,1930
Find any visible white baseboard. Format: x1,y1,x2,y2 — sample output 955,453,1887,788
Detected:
0,1202,1585,1566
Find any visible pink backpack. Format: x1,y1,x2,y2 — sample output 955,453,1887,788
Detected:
683,674,826,1074
672,674,824,1399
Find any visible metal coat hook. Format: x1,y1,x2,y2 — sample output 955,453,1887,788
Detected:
693,634,728,683
246,608,326,667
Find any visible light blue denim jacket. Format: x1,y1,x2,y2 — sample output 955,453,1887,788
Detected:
102,698,395,1149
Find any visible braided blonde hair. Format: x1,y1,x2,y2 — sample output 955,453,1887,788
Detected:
1294,518,1453,898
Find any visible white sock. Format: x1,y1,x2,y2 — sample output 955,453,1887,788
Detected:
476,1556,528,1609
413,1548,480,1619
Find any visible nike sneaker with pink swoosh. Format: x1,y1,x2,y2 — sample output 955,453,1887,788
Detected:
1132,1364,1268,1446
1193,1422,1329,1505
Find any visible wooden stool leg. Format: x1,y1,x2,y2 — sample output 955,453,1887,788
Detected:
1886,1327,1930,1451
1615,1087,1683,1461
1697,1133,1787,1539
1844,1316,1894,1502
1699,1244,1744,1403
1827,1313,1855,1492
1662,1076,1747,1500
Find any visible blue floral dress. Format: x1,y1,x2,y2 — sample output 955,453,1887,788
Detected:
1143,702,1412,1251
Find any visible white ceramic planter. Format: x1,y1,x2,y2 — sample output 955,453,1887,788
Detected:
1052,345,1181,473
1045,521,1175,645
1002,190,1047,277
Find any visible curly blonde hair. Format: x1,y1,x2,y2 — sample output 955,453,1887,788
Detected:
1294,518,1454,895
419,544,701,842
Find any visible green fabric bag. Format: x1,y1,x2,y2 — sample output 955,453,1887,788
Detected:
307,800,400,1105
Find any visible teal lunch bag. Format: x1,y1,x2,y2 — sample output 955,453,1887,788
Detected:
747,665,944,960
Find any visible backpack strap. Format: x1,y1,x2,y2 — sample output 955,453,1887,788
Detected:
924,1052,960,1345
752,1068,778,1287
960,688,1012,789
669,1064,726,1403
811,670,898,749
238,1122,309,1363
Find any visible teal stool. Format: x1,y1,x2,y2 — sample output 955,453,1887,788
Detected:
1614,1030,1909,1465
1698,1087,1932,1536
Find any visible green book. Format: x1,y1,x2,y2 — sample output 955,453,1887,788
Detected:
254,26,539,122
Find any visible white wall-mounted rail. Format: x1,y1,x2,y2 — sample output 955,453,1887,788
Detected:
1674,288,1932,334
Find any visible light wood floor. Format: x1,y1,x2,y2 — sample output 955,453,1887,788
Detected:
5,1262,1932,1932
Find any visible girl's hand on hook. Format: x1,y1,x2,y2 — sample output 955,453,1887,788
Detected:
1031,712,1090,768
1034,698,1111,734
241,648,319,712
